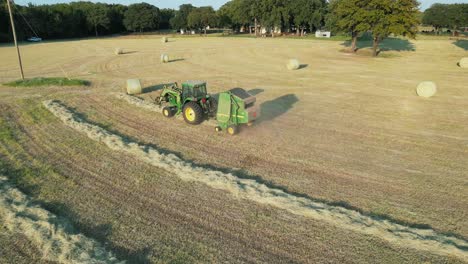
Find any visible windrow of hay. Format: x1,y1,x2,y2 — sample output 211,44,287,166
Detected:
0,176,122,264
116,92,162,113
43,100,468,261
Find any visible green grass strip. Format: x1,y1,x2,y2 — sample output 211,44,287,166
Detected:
4,77,89,87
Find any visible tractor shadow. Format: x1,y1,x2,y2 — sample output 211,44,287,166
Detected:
142,83,175,94
454,40,468,51
342,37,416,52
257,94,299,124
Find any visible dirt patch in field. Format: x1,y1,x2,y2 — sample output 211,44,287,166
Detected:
0,176,122,264
44,99,468,261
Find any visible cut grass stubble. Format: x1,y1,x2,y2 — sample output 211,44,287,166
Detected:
43,99,468,261
0,176,122,264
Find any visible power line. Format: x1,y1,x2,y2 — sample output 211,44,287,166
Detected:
13,3,39,38
6,0,25,80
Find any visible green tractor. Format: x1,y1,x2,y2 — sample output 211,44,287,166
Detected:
156,81,258,135
155,81,217,125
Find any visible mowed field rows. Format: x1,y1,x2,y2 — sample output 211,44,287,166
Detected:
0,36,467,262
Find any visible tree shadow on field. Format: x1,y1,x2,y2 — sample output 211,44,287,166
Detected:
342,37,416,52
454,40,468,51
257,94,299,124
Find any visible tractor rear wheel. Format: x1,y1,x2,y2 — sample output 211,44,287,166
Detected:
183,102,204,125
227,125,239,136
163,107,175,118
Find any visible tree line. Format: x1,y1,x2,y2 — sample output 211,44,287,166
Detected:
0,1,175,41
422,3,468,35
1,0,466,56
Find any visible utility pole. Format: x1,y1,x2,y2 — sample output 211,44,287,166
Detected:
6,0,24,80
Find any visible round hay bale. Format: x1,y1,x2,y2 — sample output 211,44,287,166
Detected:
459,57,468,68
287,59,300,70
126,79,142,95
162,37,168,43
160,54,169,63
416,81,437,98
114,48,123,55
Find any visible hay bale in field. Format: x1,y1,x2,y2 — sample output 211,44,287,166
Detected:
114,48,123,55
416,81,437,98
286,59,300,70
162,37,168,43
126,79,142,95
160,54,169,63
459,57,468,68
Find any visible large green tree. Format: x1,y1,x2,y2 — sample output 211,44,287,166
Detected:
328,0,370,52
366,0,419,56
170,4,194,30
290,0,326,36
422,4,449,34
218,0,252,33
187,6,218,35
86,3,110,37
423,3,468,35
160,8,175,29
445,4,468,36
123,3,160,32
219,0,328,37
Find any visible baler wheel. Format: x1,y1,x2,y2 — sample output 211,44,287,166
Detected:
227,125,239,136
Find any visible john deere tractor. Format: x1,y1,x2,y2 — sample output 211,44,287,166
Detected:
155,81,217,125
155,81,258,135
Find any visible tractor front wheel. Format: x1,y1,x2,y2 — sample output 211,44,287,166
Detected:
163,107,175,118
183,102,204,125
227,125,239,136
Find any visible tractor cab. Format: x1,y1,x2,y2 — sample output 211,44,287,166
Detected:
157,80,217,125
182,81,208,101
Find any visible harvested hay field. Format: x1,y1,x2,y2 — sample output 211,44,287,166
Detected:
0,36,467,263
0,176,121,263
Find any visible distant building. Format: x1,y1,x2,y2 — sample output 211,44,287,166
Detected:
315,31,331,38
